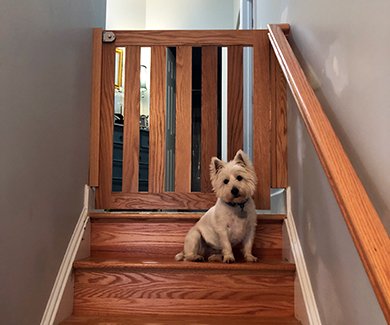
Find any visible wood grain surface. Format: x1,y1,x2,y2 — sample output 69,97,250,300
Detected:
88,211,286,221
74,257,295,272
90,218,283,260
73,259,294,317
95,43,115,208
112,30,266,47
269,23,390,322
175,46,192,192
253,33,271,209
270,50,287,188
149,46,167,192
62,314,300,325
110,192,217,210
122,46,140,192
228,46,244,161
201,46,218,193
88,28,103,187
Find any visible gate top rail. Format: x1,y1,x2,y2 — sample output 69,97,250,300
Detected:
105,29,264,47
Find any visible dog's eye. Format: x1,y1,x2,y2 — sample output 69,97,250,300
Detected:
236,175,243,181
223,179,229,184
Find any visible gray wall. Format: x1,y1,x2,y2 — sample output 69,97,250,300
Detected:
0,1,106,324
254,0,389,324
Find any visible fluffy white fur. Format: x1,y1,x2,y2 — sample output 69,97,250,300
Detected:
176,150,258,263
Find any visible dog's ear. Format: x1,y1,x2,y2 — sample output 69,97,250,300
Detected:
210,157,225,176
233,149,251,167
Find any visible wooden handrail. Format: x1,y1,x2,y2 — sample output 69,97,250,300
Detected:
268,24,390,322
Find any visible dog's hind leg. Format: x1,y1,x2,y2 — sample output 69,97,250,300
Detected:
183,227,205,262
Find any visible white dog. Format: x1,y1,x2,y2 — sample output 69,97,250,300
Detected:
176,150,258,263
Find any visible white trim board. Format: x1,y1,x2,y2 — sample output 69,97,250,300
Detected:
286,187,322,325
40,185,92,325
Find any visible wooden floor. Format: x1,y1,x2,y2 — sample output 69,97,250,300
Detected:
62,314,300,324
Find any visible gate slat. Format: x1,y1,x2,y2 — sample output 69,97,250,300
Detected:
149,46,167,193
122,46,140,193
274,53,288,188
253,35,271,209
227,46,243,160
175,46,192,192
270,50,288,188
201,46,218,192
96,43,115,208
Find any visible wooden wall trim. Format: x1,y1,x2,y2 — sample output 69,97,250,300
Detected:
268,24,390,323
88,28,103,187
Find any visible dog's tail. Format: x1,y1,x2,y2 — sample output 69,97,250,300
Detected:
175,251,184,261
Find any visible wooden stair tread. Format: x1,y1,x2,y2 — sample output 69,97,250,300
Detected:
74,257,295,272
89,212,284,260
61,314,300,324
89,211,286,221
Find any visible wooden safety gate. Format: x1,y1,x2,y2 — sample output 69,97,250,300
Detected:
88,29,287,210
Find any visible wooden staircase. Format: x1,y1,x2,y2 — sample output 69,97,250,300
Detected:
62,212,300,324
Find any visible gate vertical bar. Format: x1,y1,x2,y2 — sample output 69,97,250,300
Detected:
175,46,192,192
122,46,141,193
149,46,167,193
96,42,115,208
270,50,288,188
201,46,218,192
253,34,271,209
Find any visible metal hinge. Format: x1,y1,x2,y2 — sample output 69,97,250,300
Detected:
102,31,116,43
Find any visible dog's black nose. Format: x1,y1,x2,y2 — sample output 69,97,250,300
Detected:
231,187,240,197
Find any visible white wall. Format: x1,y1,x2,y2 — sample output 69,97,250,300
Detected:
106,0,146,29
145,0,235,29
0,1,106,324
106,0,235,30
254,0,389,323
255,0,390,230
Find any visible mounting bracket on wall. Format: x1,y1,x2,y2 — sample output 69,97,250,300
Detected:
103,31,116,43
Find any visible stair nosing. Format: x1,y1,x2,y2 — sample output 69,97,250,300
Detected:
88,211,286,222
74,257,295,273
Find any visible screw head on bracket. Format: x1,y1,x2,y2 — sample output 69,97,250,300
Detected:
103,31,116,43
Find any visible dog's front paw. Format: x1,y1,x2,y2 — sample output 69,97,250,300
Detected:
244,254,258,263
223,254,235,263
208,254,223,262
185,254,205,262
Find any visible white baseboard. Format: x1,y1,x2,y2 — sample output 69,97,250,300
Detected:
40,185,92,325
285,187,322,325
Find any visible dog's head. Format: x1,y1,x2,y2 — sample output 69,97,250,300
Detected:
210,150,257,203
